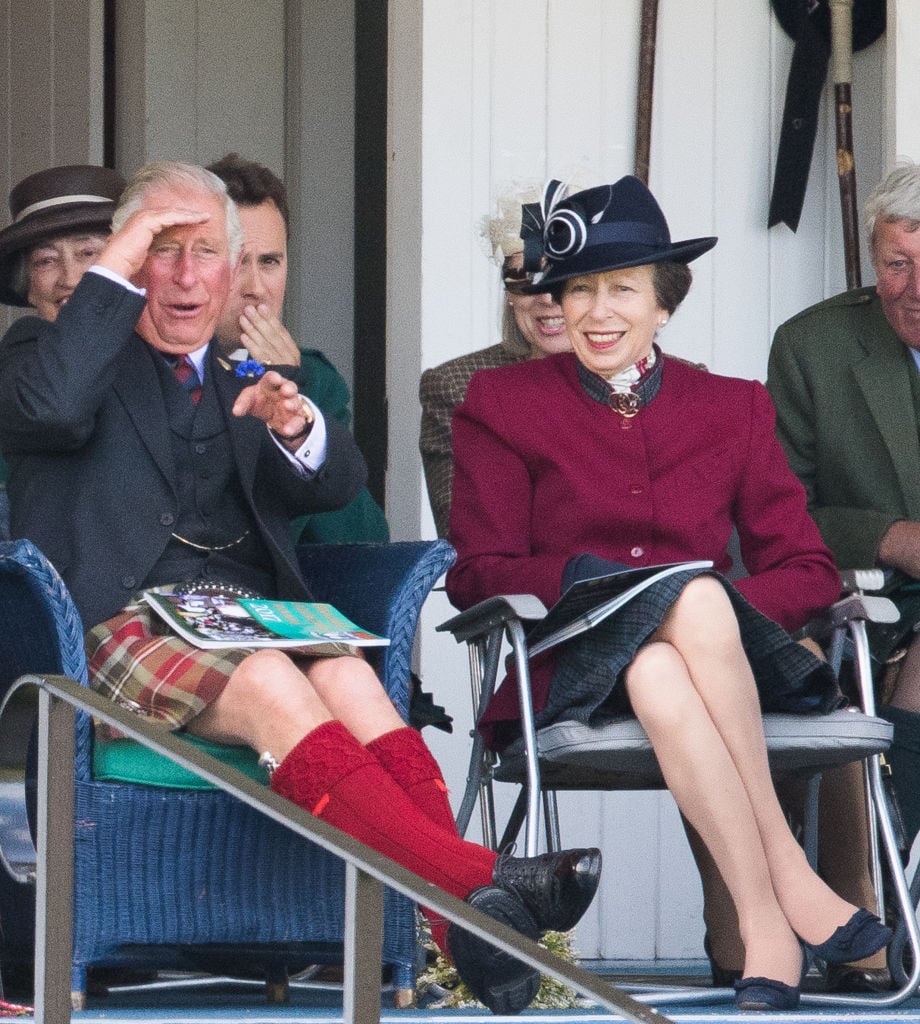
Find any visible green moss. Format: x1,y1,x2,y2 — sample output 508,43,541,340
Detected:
415,927,583,1009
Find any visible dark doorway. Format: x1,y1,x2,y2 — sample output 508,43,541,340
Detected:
353,1,388,508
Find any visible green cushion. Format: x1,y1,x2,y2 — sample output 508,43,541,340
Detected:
93,733,268,790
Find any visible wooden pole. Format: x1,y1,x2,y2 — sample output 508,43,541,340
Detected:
634,0,659,184
829,0,861,289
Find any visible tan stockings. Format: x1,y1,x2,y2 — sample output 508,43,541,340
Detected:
691,761,885,974
624,576,859,986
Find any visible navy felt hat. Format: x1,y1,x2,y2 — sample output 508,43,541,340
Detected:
771,0,885,52
0,164,124,306
521,176,716,293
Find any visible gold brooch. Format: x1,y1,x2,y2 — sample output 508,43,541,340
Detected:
609,391,641,418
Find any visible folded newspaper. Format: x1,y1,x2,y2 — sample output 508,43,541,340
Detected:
525,560,714,657
143,591,389,650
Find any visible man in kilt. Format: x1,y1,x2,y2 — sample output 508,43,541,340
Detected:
0,160,600,1016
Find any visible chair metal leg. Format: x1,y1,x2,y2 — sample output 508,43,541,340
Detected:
393,987,416,1008
506,619,542,856
797,618,920,1005
543,790,561,853
794,617,920,1006
891,860,920,988
498,790,527,851
264,965,289,1004
801,774,820,868
801,749,920,1007
456,635,502,848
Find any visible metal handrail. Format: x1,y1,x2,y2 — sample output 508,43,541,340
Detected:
1,672,675,1024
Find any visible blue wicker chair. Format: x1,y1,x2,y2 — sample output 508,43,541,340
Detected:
0,536,455,1007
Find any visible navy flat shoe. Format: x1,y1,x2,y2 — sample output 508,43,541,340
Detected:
734,975,801,1011
734,945,809,1011
805,908,893,965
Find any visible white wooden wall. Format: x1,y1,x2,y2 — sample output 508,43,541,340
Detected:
388,0,898,961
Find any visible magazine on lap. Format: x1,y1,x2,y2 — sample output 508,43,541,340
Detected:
143,591,389,650
526,560,714,657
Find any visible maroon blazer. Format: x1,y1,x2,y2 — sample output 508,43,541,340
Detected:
445,353,840,739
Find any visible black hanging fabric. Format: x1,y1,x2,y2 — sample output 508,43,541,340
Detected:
768,0,886,232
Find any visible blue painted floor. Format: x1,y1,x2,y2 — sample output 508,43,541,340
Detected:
3,962,918,1024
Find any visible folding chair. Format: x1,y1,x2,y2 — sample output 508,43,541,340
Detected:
438,568,920,1007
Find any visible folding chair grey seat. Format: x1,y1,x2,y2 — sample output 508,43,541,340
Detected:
439,569,920,1008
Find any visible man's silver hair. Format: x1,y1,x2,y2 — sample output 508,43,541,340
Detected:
111,160,243,262
864,161,920,262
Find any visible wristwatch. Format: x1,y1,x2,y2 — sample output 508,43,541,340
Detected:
272,397,314,444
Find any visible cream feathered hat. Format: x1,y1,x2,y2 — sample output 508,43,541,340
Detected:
479,183,545,265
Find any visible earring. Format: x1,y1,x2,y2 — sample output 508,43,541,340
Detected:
659,318,668,327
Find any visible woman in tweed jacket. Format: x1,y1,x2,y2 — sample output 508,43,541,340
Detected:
419,185,571,537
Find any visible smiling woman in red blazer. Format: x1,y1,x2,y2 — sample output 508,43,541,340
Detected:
446,177,891,1011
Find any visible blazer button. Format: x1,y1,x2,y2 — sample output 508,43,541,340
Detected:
159,512,175,526
630,546,644,559
121,575,137,590
194,443,207,455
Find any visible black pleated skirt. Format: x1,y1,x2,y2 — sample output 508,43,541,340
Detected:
538,569,843,731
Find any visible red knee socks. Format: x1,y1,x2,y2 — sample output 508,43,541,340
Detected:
366,726,461,955
270,721,496,900
365,726,458,835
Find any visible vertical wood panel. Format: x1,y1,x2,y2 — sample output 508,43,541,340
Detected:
8,0,54,180
710,0,774,380
1,0,104,334
490,1,548,181
196,2,285,169
888,0,920,170
286,1,352,385
546,0,635,184
653,2,717,377
53,0,96,162
420,0,477,458
386,0,426,540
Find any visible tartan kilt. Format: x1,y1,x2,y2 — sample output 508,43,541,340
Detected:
539,568,843,731
85,595,355,733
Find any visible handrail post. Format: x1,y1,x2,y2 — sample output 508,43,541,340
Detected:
343,863,386,1023
34,689,75,1024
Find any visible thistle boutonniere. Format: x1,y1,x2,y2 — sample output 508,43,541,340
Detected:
235,358,266,379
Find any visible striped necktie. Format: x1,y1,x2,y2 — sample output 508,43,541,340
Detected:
171,355,202,405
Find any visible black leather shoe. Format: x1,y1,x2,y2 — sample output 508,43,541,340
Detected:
446,885,541,1014
492,848,602,933
824,964,892,993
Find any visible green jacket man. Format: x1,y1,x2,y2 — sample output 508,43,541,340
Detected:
767,162,920,847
